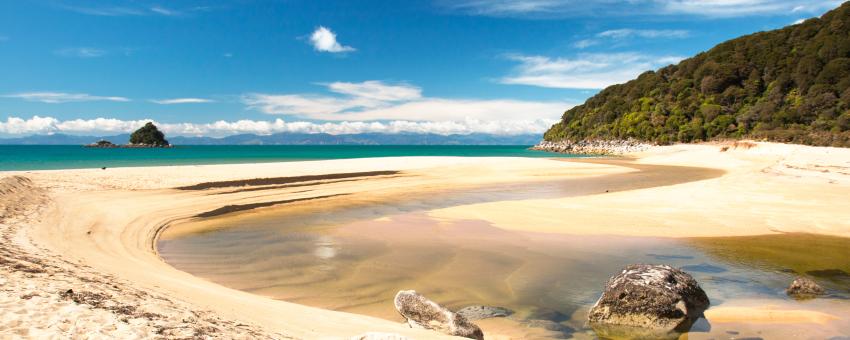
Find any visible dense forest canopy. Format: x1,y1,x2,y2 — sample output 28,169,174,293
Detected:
129,122,169,146
544,2,850,147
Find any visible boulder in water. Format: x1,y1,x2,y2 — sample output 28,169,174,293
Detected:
786,277,825,299
587,264,710,338
393,290,483,340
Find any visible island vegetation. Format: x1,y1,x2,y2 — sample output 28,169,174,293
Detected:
85,122,171,148
544,2,850,147
129,122,170,147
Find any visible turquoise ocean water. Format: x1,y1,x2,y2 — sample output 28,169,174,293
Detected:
0,145,575,171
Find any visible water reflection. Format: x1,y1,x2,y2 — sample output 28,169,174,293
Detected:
159,212,850,339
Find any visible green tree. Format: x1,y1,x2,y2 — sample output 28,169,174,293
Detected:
543,1,850,147
129,122,169,146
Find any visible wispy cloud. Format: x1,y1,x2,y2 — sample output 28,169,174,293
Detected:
242,80,569,122
597,29,690,39
53,1,211,17
54,47,107,58
0,36,8,42
0,116,559,137
573,39,598,49
574,29,690,49
659,0,844,17
149,6,180,16
443,0,578,16
440,0,844,18
58,5,146,16
150,98,214,104
3,92,130,103
325,81,422,102
309,26,355,53
500,53,682,89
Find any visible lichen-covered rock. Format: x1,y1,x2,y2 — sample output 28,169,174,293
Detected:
786,277,825,299
393,290,483,340
588,264,709,338
456,305,514,321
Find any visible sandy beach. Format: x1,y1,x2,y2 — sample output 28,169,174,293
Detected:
2,141,850,339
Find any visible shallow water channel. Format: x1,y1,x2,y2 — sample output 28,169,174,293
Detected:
159,203,850,339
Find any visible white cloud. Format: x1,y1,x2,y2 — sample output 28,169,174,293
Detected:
445,0,577,16
0,116,558,137
597,29,690,39
305,98,568,122
150,98,214,104
243,80,569,122
326,81,422,101
573,39,598,49
55,2,197,16
4,92,130,103
500,53,683,89
659,0,844,17
309,26,355,53
0,116,149,135
441,0,844,17
59,5,146,16
149,6,180,16
55,47,107,58
575,29,690,49
244,94,356,116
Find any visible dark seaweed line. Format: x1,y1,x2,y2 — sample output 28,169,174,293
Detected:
194,194,348,218
209,175,405,195
176,171,400,190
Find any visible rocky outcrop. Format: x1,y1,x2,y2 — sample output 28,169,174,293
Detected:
456,305,514,321
531,139,652,156
84,139,173,148
85,140,118,148
588,264,709,339
786,277,826,299
393,290,484,340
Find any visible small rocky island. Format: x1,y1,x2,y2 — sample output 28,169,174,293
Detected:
85,122,172,148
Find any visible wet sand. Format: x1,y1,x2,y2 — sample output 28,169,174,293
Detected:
159,212,850,339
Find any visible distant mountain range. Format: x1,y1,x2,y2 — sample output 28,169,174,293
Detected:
545,1,850,147
0,133,541,145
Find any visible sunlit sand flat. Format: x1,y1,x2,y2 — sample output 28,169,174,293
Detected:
3,142,850,338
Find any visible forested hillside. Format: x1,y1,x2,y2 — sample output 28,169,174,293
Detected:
544,2,850,147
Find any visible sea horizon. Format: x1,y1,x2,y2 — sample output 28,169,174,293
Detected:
0,144,580,171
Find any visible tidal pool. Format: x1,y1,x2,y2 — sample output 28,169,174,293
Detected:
159,209,850,339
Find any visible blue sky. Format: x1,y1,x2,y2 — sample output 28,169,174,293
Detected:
0,0,843,137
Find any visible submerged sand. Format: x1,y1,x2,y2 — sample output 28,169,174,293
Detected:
2,142,850,338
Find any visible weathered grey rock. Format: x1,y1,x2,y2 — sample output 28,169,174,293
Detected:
531,139,653,156
456,305,514,321
588,264,709,339
786,277,825,299
393,290,483,340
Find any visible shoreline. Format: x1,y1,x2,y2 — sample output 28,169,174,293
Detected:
3,143,850,338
